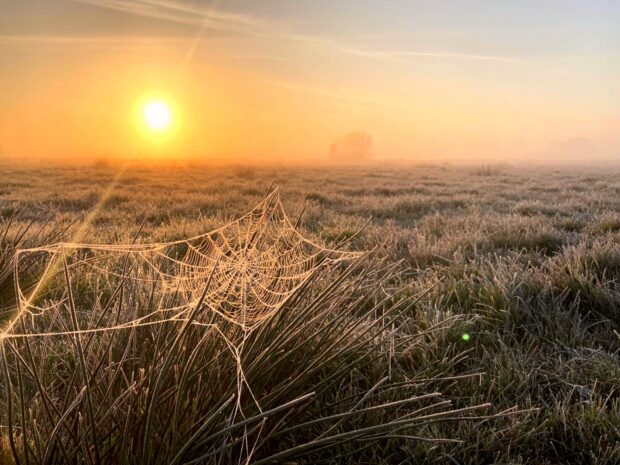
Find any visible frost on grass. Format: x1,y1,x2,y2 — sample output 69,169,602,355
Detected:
0,189,490,465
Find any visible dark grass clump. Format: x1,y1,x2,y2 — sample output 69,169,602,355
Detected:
0,253,500,465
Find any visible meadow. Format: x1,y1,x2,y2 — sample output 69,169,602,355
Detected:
0,162,619,464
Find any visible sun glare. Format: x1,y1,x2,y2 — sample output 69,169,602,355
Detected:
143,100,172,131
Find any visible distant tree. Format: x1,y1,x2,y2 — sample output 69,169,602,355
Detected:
329,131,373,161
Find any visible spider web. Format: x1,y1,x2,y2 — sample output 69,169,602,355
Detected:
3,188,362,340
0,189,367,463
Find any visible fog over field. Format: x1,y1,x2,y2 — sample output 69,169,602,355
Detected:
1,1,619,164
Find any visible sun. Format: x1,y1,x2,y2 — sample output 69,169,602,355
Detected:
134,94,180,144
143,100,172,131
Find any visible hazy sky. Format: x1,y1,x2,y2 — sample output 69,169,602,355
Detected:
1,0,619,163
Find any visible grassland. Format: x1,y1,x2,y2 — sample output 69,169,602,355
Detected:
0,162,619,464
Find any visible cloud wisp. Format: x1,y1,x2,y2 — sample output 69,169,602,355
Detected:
43,1,539,64
73,0,270,31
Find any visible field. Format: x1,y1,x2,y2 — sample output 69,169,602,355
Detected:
1,162,619,464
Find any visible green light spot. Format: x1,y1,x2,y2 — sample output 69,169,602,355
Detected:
461,333,471,341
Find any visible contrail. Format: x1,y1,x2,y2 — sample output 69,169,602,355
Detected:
175,0,224,80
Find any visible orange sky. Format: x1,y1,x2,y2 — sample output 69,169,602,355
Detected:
1,1,619,164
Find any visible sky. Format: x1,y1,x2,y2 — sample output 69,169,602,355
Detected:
0,0,619,164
